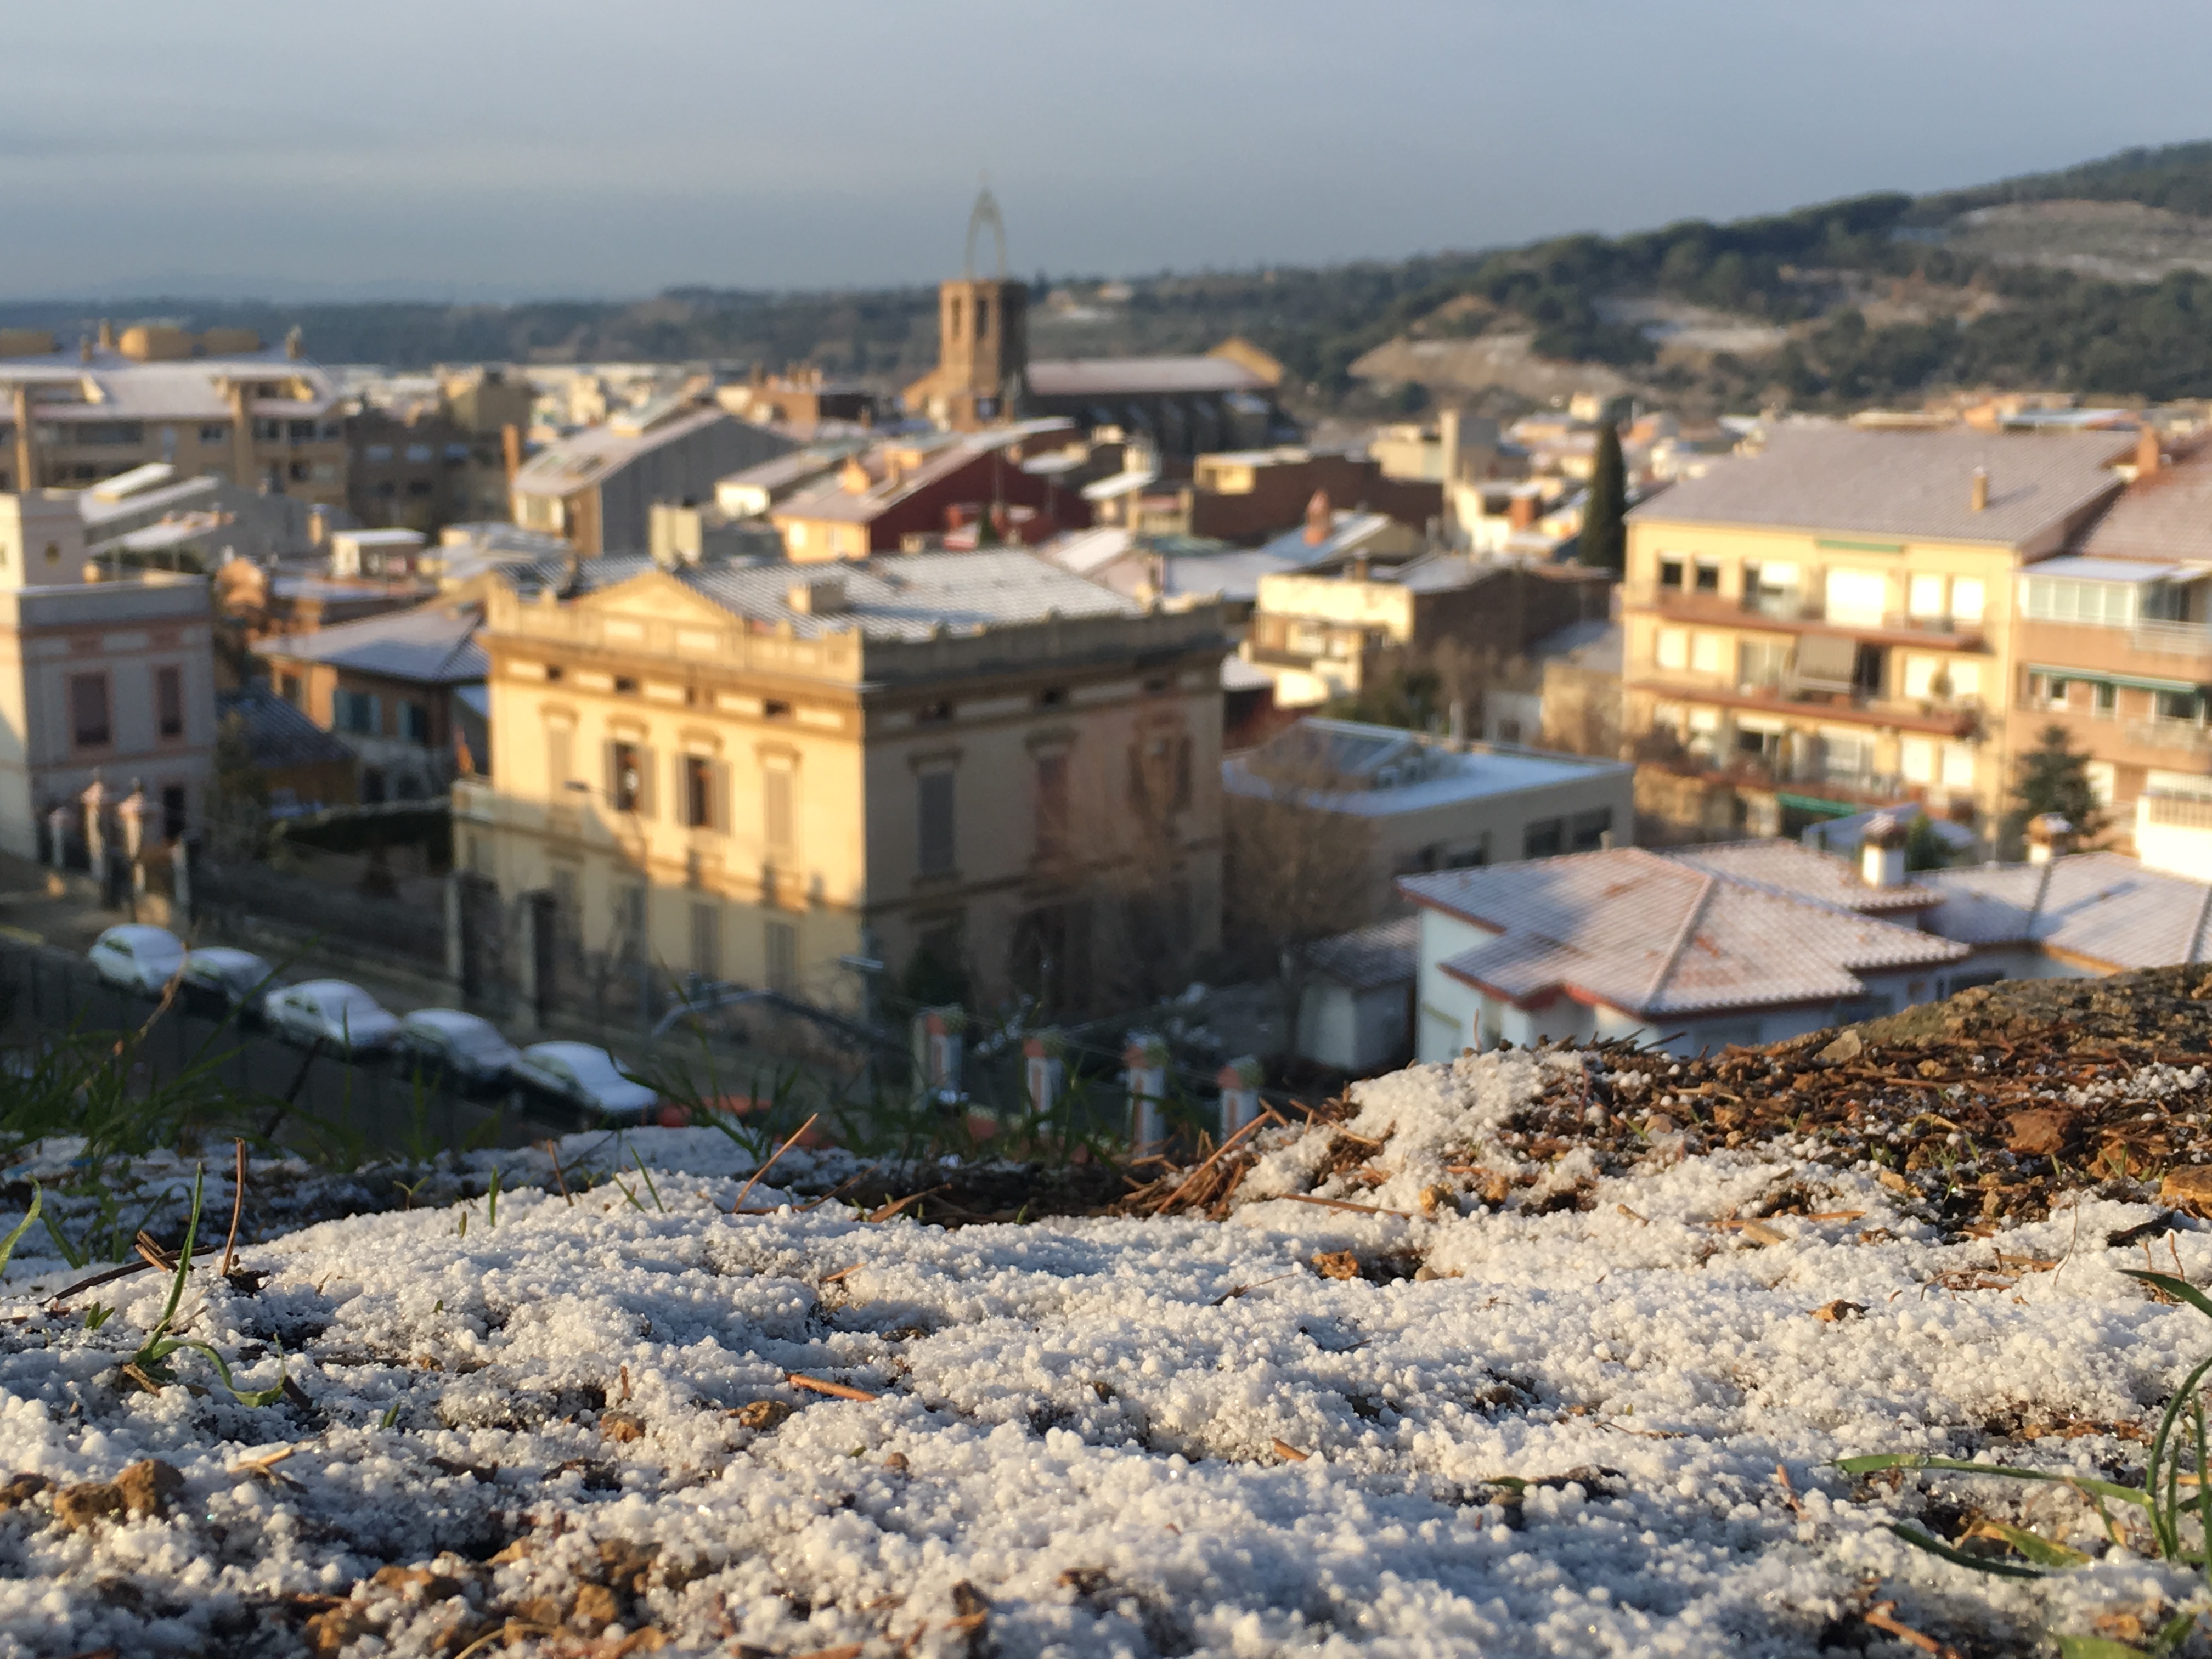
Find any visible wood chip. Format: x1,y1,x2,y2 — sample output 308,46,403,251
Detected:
786,1373,878,1403
1811,1300,1866,1322
1271,1438,1309,1462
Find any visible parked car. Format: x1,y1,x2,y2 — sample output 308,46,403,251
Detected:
397,1008,521,1092
180,947,281,1022
264,979,402,1057
88,925,187,995
510,1042,659,1121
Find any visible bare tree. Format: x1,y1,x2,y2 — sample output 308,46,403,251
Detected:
1222,740,1383,1058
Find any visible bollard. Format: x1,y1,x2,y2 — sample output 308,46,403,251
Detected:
1218,1055,1265,1136
1124,1032,1170,1152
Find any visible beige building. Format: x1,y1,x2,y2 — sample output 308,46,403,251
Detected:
0,492,217,858
0,324,347,510
510,400,792,557
1623,426,2135,839
454,550,1228,1022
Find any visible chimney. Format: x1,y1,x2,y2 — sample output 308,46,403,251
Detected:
1508,490,1537,532
2138,422,2163,478
1970,467,1990,512
78,336,92,363
95,319,114,351
787,575,848,615
2025,812,2073,865
1302,488,1332,547
840,456,872,495
1438,407,1462,486
284,326,303,361
501,422,523,483
1351,552,1370,582
1858,811,1909,889
1447,698,1466,743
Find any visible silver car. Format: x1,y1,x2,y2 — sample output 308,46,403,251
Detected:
265,979,402,1057
510,1042,660,1121
397,1008,521,1091
180,947,281,1020
88,924,187,996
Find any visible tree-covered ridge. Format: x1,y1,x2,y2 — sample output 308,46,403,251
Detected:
12,141,2212,407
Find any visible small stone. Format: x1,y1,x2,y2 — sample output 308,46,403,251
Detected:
1876,1169,1913,1195
1311,1251,1361,1281
733,1400,791,1432
0,1472,51,1508
570,1582,622,1633
600,1412,645,1444
883,1451,909,1473
372,1565,463,1600
2006,1109,2070,1158
598,1538,660,1594
115,1458,185,1519
1815,1030,1864,1064
512,1595,568,1628
2160,1166,2212,1214
304,1606,374,1657
1642,1113,1678,1136
951,1580,990,1617
1417,1185,1444,1218
51,1481,124,1531
1812,1300,1867,1323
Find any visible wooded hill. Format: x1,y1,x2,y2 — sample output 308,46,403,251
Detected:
14,140,2212,414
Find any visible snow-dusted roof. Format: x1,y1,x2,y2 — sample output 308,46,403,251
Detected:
1304,914,1419,991
1666,839,1940,916
1403,847,1965,1019
254,602,486,684
1919,850,2212,968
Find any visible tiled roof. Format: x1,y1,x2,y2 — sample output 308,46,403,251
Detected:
511,406,783,496
1027,356,1268,399
1402,847,1964,1019
770,427,1067,526
217,687,356,770
554,551,1144,642
1628,427,2131,545
0,345,341,420
1303,915,1419,991
1666,839,1939,915
255,602,487,683
1919,851,2212,968
2073,448,2212,565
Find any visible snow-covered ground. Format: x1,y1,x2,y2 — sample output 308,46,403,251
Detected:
2,1049,2209,1656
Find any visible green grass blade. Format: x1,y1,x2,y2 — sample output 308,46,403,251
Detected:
633,1149,664,1214
151,1167,205,1341
1969,1519,2091,1569
486,1165,500,1230
171,1337,287,1408
2197,1397,2212,1588
0,1182,41,1279
1837,1454,2153,1509
2058,1637,2159,1659
2145,1353,2212,1557
1884,1522,2048,1579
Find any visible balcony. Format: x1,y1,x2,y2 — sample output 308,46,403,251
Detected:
2126,718,2212,756
2130,620,2212,659
1632,586,1983,649
1632,676,1979,737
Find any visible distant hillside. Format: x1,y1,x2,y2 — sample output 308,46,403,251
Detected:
14,140,2212,414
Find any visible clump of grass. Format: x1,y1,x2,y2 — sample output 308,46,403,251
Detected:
1844,1268,2212,1638
116,1167,286,1407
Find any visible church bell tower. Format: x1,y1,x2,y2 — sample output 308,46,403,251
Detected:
921,188,1027,430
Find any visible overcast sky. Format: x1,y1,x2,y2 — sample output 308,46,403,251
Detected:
4,1,2208,302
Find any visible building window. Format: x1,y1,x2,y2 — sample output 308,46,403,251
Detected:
1569,808,1613,851
546,724,573,789
765,919,798,993
69,674,110,749
1693,558,1720,593
613,676,639,695
401,701,431,743
199,424,227,445
763,699,791,719
1655,628,1689,672
334,689,380,735
2095,681,2118,718
1035,751,1069,859
1522,817,1565,859
280,673,302,706
918,769,955,877
611,741,644,812
161,785,187,840
2157,689,2204,725
1658,556,1685,590
690,902,721,982
683,754,715,830
763,764,794,855
155,665,184,738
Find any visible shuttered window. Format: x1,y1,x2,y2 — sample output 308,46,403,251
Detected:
918,770,955,877
764,765,795,855
70,674,110,748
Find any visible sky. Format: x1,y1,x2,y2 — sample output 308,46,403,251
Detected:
5,1,2210,303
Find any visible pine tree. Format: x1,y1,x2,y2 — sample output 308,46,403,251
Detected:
1577,420,1627,574
2009,723,2107,845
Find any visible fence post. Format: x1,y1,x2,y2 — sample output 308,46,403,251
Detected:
1218,1056,1264,1137
911,1007,965,1104
1124,1032,1169,1152
1023,1030,1064,1118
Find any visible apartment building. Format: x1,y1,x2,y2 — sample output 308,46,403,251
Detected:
1623,426,2134,838
510,399,792,557
0,324,347,510
2007,433,2212,844
0,492,217,859
347,366,534,534
453,550,1229,1021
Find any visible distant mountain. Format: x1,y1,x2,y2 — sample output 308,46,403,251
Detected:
13,141,2212,414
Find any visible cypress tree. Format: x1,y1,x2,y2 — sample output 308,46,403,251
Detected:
1578,420,1627,574
2009,723,2107,845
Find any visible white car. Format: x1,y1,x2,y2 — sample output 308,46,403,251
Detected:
511,1042,659,1120
265,979,402,1057
398,1008,521,1091
88,924,187,995
180,947,281,1019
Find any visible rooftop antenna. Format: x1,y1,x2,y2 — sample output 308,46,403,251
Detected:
966,174,1008,281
